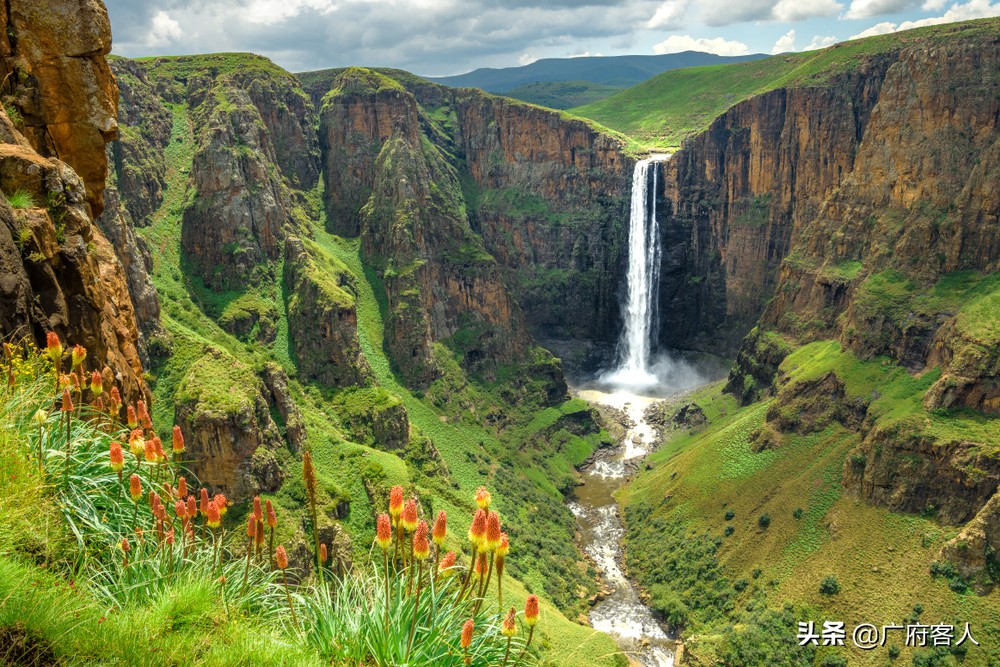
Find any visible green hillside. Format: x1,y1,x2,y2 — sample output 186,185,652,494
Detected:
571,17,1000,151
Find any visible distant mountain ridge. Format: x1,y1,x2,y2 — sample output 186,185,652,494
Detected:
427,51,768,93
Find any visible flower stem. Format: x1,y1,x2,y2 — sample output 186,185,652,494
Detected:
502,635,513,667
282,570,301,632
405,560,423,661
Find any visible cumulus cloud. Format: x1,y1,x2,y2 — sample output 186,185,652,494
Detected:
653,34,751,55
849,0,1000,38
805,34,839,49
145,11,182,47
700,0,842,25
845,0,920,18
771,29,796,53
646,0,690,28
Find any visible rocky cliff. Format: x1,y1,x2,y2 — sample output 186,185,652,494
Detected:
0,0,146,403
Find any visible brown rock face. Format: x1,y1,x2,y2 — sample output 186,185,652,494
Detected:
0,0,145,404
940,491,1000,591
1,0,119,217
181,78,289,290
284,236,373,388
175,348,285,500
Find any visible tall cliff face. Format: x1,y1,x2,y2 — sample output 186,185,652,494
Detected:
315,68,633,376
652,34,1000,544
0,0,146,403
0,0,119,218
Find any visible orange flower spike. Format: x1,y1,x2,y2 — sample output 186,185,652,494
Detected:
474,486,492,510
126,405,138,430
171,426,185,454
460,619,474,649
61,388,73,413
137,400,152,431
376,513,392,550
109,442,124,472
388,485,404,520
496,532,509,558
154,437,167,464
177,476,187,500
485,511,501,552
413,521,430,561
206,500,221,529
467,509,486,548
165,529,175,547
71,345,86,370
109,386,122,415
199,488,210,517
213,493,229,517
143,437,157,463
89,371,103,397
501,608,517,637
46,332,63,365
247,513,256,540
175,500,187,520
432,510,446,546
320,543,328,564
128,429,144,457
275,545,289,570
128,474,142,502
252,496,263,523
186,495,197,519
402,498,418,532
265,499,277,529
120,537,130,554
438,551,457,576
524,595,540,627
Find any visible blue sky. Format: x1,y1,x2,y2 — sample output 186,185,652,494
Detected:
103,0,1000,75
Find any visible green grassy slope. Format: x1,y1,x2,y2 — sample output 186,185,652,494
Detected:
571,17,1000,151
126,64,620,666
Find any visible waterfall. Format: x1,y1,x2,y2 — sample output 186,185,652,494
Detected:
604,157,666,388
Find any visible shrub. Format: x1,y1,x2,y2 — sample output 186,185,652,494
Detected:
724,525,734,536
733,578,748,592
724,510,735,521
888,643,900,659
793,507,803,520
819,654,848,667
819,575,840,596
758,513,771,529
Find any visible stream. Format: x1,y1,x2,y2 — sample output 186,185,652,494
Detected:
570,386,676,667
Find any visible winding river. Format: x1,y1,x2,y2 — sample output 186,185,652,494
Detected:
571,387,676,667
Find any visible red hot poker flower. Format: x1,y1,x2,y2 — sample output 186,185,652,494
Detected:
171,425,185,454
501,608,517,637
524,594,540,627
71,345,86,370
402,498,418,532
389,485,404,519
467,509,486,548
109,442,124,472
413,521,430,560
61,388,73,413
199,488,210,517
275,545,289,570
438,551,457,576
129,474,142,503
126,405,138,430
460,619,474,649
265,499,277,529
206,500,221,529
90,371,103,397
320,543,328,564
175,500,187,520
177,476,187,500
186,495,197,520
252,496,263,524
475,486,491,510
46,332,63,365
485,511,501,552
247,513,256,540
213,493,228,517
432,510,446,546
376,513,392,551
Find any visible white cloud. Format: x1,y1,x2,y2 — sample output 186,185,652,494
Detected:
771,29,796,53
922,0,947,8
849,0,1000,38
774,0,842,21
244,0,337,25
805,34,839,49
646,0,690,28
518,53,538,65
653,34,751,56
145,11,182,47
845,0,919,18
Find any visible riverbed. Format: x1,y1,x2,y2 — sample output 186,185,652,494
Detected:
570,386,676,667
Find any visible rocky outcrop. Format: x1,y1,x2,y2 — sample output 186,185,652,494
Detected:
319,68,420,237
0,0,119,218
939,491,1000,591
283,236,373,388
181,76,289,290
335,387,410,450
175,347,285,499
0,0,146,404
261,362,307,450
923,318,1000,416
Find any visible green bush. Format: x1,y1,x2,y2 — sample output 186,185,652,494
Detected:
819,575,840,596
758,513,771,529
724,525,735,536
793,507,803,520
819,654,848,667
725,510,735,521
888,643,900,659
